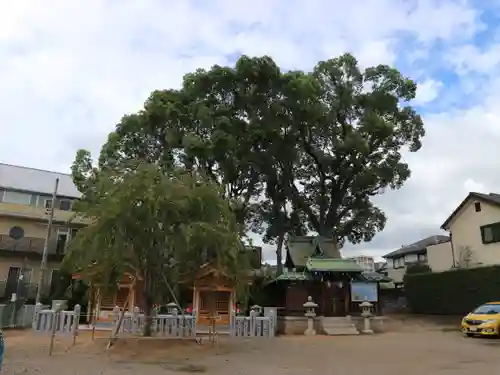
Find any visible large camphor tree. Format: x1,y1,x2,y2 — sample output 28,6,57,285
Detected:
88,52,424,271
66,159,246,336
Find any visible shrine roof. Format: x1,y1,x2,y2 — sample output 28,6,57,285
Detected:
305,258,363,273
357,272,392,283
286,236,341,267
275,269,312,281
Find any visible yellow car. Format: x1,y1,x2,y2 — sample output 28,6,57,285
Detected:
461,302,500,337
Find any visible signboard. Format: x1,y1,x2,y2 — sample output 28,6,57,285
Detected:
350,282,378,302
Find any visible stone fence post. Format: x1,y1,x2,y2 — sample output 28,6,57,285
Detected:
32,302,42,330
72,304,81,346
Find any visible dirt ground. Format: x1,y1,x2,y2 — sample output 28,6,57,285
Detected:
3,316,500,375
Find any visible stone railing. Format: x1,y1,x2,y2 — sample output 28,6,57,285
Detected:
32,303,81,336
112,306,197,337
230,308,275,338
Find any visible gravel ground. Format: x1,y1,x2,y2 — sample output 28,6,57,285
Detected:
3,318,500,375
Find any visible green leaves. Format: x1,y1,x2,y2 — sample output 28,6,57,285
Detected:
66,162,245,296
78,52,425,262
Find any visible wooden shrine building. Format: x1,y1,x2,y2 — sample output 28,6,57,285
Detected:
72,271,142,324
190,263,237,327
267,236,389,317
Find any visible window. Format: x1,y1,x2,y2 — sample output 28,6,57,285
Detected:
44,199,53,209
55,228,70,254
418,253,427,262
2,191,31,205
472,303,500,314
8,226,24,240
59,199,71,211
474,202,481,212
44,199,71,211
405,254,418,263
5,267,20,296
393,257,404,268
481,222,500,244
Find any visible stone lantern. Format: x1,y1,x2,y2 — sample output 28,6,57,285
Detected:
303,296,318,336
359,299,374,334
166,302,178,315
250,305,262,316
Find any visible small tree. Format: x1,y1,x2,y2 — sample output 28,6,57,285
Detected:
65,160,246,336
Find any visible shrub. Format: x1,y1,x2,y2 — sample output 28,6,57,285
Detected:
404,265,500,315
405,263,432,275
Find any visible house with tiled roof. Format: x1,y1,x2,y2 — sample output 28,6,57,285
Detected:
383,191,500,287
440,192,500,269
382,235,451,286
0,163,85,301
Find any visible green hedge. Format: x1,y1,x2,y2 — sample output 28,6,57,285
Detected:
404,265,500,315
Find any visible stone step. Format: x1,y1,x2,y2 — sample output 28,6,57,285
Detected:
322,317,359,335
323,326,359,335
322,316,352,323
322,320,354,325
322,318,354,327
322,324,359,329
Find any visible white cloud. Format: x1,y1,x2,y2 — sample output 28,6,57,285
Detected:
463,179,487,193
414,79,443,104
0,0,498,261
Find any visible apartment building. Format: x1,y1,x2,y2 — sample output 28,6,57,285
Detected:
0,163,84,301
348,255,375,273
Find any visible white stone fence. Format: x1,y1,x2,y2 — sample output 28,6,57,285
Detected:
112,306,197,337
32,303,81,338
0,303,42,328
231,309,275,338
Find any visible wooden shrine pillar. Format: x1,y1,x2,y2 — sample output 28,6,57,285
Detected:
229,289,235,325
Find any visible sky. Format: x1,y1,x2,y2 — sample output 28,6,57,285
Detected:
1,0,499,263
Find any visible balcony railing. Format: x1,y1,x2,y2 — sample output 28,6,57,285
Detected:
0,201,89,225
0,234,67,256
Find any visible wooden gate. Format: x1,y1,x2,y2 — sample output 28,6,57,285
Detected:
197,291,230,326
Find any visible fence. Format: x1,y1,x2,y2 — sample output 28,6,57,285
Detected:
110,306,275,338
231,309,275,338
32,303,81,337
112,306,197,337
0,303,41,328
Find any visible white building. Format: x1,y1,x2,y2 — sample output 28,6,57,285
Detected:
348,255,375,273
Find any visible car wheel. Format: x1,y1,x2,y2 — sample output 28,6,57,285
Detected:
465,333,474,337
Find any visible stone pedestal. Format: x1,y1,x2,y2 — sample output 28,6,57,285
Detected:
304,312,316,335
360,300,374,334
303,296,318,336
362,316,373,334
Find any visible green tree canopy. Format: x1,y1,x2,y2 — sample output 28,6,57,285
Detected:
85,52,425,263
65,161,247,334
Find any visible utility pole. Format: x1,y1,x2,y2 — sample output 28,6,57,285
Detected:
35,178,59,304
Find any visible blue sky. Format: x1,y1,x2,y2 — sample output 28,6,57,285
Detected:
1,0,500,262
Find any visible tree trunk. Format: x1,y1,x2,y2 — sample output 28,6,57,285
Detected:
143,298,153,337
276,232,285,275
317,232,340,258
142,275,154,337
